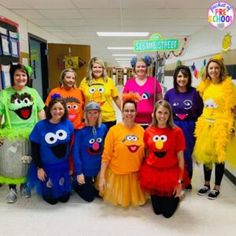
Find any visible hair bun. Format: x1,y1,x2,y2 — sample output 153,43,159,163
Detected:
130,57,137,68
143,55,152,66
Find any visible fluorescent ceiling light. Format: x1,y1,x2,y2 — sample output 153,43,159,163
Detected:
97,32,149,37
107,47,134,50
115,58,131,61
112,54,136,57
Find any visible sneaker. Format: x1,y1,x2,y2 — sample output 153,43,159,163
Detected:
20,184,31,198
6,188,17,203
197,185,210,196
208,189,220,200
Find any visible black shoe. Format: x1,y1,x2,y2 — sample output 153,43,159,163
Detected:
185,184,192,191
197,185,210,196
208,189,220,200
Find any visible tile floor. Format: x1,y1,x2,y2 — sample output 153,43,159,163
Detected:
0,165,236,236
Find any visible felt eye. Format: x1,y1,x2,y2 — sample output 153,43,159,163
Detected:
89,139,95,144
89,88,96,93
96,138,102,143
23,97,30,104
56,130,67,140
131,136,138,141
98,87,105,93
45,132,57,144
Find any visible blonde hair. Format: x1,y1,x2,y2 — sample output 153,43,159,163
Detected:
202,57,228,83
151,100,175,128
59,68,77,88
86,57,108,85
84,109,102,127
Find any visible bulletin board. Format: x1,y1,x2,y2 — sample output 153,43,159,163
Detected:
0,16,19,89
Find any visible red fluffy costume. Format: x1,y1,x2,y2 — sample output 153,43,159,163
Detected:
139,126,190,196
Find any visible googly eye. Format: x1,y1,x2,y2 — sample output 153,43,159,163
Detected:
67,104,71,109
152,135,160,142
73,104,78,109
23,97,31,104
98,87,104,93
160,135,167,142
96,138,102,143
56,130,67,140
132,136,138,141
14,98,22,105
89,87,96,93
89,139,95,144
45,132,57,144
126,135,133,141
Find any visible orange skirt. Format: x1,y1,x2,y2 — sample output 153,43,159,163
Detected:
99,168,148,208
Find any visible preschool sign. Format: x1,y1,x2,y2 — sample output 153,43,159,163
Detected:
133,33,179,52
208,1,234,30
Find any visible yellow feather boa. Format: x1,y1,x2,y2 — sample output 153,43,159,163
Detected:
194,76,236,164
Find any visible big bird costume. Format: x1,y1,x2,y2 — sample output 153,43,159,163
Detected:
193,55,236,167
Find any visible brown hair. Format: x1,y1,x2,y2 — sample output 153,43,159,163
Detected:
151,100,175,128
46,97,68,121
202,57,228,83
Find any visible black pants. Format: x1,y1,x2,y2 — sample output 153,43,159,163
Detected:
73,176,99,202
203,163,225,186
43,193,70,205
151,195,180,218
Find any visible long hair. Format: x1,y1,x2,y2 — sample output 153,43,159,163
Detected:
202,57,228,82
86,57,108,85
173,65,192,91
46,97,68,121
59,68,77,88
10,63,30,86
151,100,175,128
84,109,102,127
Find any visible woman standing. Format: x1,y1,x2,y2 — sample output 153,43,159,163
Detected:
28,97,73,204
123,56,162,129
98,93,147,207
0,64,45,203
139,100,189,218
45,68,84,130
73,101,107,202
194,55,236,200
164,65,203,189
80,57,121,131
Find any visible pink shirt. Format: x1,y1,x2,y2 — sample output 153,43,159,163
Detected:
123,77,162,124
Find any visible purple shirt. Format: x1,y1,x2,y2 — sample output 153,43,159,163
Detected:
123,77,162,124
164,87,203,121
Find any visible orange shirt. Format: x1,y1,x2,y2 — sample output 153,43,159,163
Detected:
102,122,145,174
45,87,84,129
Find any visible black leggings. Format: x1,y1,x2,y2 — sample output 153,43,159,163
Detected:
203,163,225,186
151,195,180,218
43,193,70,205
73,176,99,202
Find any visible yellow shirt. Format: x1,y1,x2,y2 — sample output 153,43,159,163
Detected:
102,123,145,174
80,77,119,122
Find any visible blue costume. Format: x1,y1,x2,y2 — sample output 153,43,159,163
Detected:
164,87,203,179
72,123,107,201
28,119,74,203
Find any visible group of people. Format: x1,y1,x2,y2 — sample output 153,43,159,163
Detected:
0,54,235,218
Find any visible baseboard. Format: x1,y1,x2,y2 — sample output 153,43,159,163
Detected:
225,169,236,185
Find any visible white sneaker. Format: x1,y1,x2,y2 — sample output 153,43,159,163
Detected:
20,184,31,198
6,188,17,203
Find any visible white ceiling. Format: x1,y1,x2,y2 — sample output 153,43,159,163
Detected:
0,0,235,67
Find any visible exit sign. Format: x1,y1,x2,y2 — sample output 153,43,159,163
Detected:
133,33,179,52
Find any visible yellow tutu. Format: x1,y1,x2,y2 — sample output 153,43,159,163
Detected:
100,168,148,208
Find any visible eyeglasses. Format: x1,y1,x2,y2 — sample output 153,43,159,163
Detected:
123,109,136,113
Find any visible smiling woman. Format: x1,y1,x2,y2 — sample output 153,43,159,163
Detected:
0,63,45,204
27,97,73,205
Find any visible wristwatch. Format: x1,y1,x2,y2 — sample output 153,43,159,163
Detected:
178,179,184,184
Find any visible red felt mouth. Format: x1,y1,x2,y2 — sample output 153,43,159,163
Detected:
20,108,31,119
128,145,139,153
176,113,188,120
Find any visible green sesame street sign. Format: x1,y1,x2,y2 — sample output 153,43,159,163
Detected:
133,33,179,52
